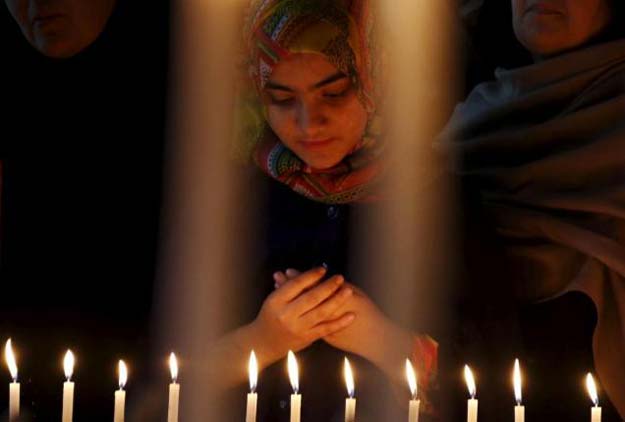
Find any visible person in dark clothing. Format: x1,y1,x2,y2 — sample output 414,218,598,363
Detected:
0,0,169,420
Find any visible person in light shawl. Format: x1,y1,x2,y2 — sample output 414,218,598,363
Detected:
442,0,625,419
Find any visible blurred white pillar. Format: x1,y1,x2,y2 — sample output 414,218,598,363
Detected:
354,0,459,412
156,0,244,420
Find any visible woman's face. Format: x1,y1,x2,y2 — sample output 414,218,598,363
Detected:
4,0,117,58
262,53,369,170
512,0,612,58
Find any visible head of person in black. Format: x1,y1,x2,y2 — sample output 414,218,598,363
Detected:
444,0,625,421
4,0,116,58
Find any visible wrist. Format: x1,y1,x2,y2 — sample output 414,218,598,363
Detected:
369,319,414,380
239,319,283,368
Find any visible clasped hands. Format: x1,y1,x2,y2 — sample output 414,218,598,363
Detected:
250,266,405,367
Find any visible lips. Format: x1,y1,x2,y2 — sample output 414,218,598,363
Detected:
32,12,65,28
525,2,563,16
33,13,63,24
299,137,335,148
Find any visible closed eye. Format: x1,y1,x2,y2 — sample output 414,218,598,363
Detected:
322,79,352,99
268,95,295,106
323,88,350,98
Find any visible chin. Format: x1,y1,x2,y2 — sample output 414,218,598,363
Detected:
33,32,91,58
307,160,341,171
300,154,344,171
517,30,575,58
39,42,84,58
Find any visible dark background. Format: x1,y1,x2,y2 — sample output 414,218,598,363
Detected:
0,1,620,421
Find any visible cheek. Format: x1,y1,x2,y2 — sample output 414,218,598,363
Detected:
73,0,112,33
338,100,368,142
266,107,296,141
5,0,30,29
566,0,611,33
511,0,525,28
511,0,524,20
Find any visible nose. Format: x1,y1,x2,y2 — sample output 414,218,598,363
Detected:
296,100,327,137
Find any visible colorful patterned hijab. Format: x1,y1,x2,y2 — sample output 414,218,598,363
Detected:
238,0,383,204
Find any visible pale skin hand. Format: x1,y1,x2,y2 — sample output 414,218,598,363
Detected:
202,267,355,390
252,266,355,361
274,268,416,386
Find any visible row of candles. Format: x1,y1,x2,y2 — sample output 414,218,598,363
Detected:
3,339,179,422
248,351,603,422
4,338,603,422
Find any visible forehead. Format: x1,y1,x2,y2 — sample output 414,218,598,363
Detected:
268,52,341,86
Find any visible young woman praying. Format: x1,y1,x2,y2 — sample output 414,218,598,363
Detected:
204,1,438,420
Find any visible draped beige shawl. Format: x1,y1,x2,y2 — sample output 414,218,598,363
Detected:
442,39,625,417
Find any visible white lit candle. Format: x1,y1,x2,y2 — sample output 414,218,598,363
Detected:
5,339,19,422
343,358,356,422
62,350,75,422
464,365,478,422
287,351,301,422
406,359,420,422
246,351,258,422
513,359,524,422
168,353,180,422
114,360,128,422
586,373,602,422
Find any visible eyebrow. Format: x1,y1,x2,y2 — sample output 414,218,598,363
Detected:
313,72,347,89
265,72,348,92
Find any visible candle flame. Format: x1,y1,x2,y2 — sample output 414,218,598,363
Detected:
586,373,599,406
118,360,128,389
64,350,75,381
4,339,18,381
287,351,299,393
249,351,258,393
169,352,178,383
464,365,476,399
344,357,355,398
406,359,418,399
513,359,522,405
